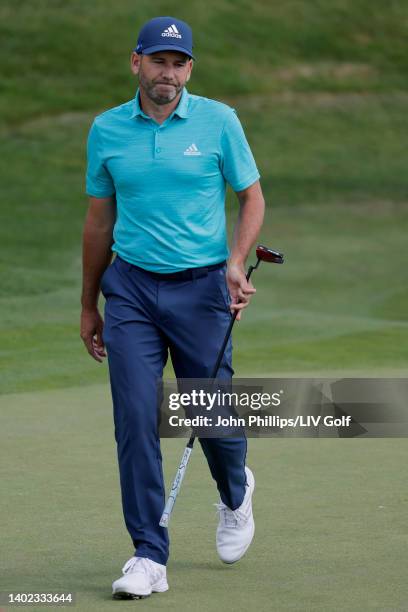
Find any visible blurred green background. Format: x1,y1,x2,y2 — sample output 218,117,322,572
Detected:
1,0,407,393
1,2,408,612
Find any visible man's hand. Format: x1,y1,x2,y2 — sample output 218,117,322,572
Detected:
227,180,264,320
80,307,107,362
226,262,256,321
80,195,115,363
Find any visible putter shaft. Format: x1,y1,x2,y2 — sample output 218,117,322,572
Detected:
159,245,284,527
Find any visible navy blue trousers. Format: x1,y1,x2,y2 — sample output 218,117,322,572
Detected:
101,255,247,566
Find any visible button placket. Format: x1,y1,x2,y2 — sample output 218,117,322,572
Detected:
154,126,163,159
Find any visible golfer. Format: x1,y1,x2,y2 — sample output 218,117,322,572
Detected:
81,16,265,599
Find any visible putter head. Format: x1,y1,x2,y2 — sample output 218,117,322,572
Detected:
256,244,284,264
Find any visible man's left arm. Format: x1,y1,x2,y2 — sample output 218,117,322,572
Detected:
227,180,265,321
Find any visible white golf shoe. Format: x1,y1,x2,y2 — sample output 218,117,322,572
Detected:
112,556,168,599
215,466,255,564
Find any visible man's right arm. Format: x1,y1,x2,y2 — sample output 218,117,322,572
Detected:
80,195,116,362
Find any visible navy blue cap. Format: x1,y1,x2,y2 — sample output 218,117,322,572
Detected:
135,16,194,59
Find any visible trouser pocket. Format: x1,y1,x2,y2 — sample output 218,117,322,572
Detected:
212,266,232,314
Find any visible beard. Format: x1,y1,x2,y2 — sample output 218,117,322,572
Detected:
139,72,183,105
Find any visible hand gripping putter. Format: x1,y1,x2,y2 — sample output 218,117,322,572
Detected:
159,245,284,528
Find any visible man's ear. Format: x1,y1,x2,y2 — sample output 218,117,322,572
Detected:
186,59,193,82
130,52,142,75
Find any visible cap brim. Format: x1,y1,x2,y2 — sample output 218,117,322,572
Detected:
136,44,195,60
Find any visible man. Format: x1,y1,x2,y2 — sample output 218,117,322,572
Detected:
81,16,265,599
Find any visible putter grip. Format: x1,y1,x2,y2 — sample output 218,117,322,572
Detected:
159,446,193,527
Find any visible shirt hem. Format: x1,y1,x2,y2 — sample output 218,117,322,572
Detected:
230,172,261,193
113,249,230,274
85,189,116,198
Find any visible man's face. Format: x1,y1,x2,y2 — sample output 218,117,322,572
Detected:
131,51,193,105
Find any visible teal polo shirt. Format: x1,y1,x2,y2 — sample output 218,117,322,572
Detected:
86,87,260,273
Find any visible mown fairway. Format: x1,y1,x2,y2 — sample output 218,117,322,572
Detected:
1,1,407,610
2,387,408,611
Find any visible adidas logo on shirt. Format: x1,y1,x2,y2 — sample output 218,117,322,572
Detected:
183,143,202,156
161,24,182,39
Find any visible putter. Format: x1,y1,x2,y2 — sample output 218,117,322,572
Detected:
159,244,284,527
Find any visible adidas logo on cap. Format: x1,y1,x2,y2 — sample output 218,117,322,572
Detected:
161,24,182,39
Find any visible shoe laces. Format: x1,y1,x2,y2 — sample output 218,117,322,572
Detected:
214,501,249,528
122,557,157,578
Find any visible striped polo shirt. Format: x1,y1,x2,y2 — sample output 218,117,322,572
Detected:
86,87,260,273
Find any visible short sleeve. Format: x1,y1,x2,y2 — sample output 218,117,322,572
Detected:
220,109,260,192
86,121,115,198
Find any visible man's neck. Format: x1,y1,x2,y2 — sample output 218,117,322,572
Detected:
139,88,182,125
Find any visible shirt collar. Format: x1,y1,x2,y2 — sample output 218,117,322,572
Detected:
131,87,190,120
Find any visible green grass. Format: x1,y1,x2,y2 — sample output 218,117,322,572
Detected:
1,196,407,392
1,3,408,609
239,95,408,206
1,1,407,394
1,100,407,394
1,385,408,612
1,1,408,126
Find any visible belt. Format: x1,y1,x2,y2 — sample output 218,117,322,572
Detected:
118,256,226,281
